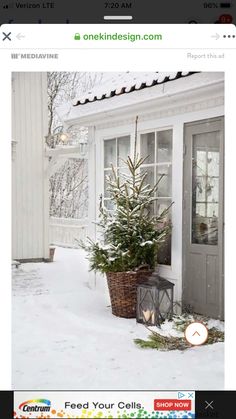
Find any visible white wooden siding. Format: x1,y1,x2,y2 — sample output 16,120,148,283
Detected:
12,72,49,260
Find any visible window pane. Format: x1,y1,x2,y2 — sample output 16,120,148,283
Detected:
141,132,155,164
207,177,219,203
118,167,130,183
156,199,172,222
140,167,155,216
157,165,172,197
104,199,115,211
157,130,172,163
192,131,220,245
196,150,206,176
141,166,155,189
104,170,112,198
195,177,205,202
104,138,116,168
208,151,220,177
118,136,130,167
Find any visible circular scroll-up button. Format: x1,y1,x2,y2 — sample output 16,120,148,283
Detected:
184,322,209,346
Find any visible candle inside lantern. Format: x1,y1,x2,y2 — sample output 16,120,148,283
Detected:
151,311,155,325
142,310,151,322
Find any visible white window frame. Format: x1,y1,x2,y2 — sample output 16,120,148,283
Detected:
138,126,173,267
103,134,131,209
102,127,173,267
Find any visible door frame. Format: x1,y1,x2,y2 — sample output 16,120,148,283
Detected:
182,116,224,319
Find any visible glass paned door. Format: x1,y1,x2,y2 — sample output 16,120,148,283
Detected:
183,117,224,319
192,132,220,245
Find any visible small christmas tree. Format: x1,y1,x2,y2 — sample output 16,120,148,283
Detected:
81,152,172,274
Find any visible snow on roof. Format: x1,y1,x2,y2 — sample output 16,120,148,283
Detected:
58,72,224,125
73,72,195,106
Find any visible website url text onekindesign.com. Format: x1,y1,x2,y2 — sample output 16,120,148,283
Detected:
74,32,163,42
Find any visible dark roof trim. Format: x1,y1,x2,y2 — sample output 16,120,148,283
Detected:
74,72,199,107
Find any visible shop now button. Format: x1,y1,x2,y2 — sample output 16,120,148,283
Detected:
154,399,192,411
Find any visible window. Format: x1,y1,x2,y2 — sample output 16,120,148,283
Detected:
140,129,173,265
192,131,220,245
103,135,130,209
103,131,172,265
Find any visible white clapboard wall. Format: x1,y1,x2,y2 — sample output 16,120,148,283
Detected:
12,72,49,261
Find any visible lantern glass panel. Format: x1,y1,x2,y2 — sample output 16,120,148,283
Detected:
159,289,172,318
137,287,156,325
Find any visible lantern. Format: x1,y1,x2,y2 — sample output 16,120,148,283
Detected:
136,273,174,326
79,138,88,157
59,132,69,144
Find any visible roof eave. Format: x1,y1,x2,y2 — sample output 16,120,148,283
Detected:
63,73,224,127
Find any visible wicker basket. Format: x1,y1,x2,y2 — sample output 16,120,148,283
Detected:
106,270,152,318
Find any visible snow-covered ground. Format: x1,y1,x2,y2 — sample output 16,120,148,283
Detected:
12,247,224,390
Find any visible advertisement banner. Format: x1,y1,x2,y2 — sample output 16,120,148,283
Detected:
14,391,195,418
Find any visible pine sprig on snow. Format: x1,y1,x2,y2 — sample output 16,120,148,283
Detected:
134,326,224,351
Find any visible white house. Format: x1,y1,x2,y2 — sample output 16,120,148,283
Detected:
12,71,224,319
61,71,224,319
12,72,50,262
